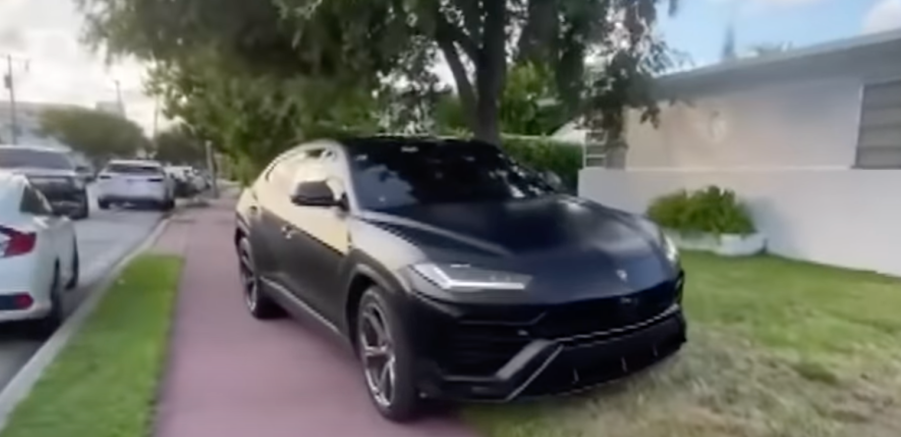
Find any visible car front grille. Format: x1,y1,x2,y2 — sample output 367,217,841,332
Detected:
436,280,680,376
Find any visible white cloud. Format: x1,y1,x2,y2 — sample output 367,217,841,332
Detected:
0,0,164,133
863,0,901,34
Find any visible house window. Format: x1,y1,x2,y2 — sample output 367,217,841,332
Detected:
856,79,901,168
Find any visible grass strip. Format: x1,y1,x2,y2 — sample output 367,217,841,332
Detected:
1,254,183,437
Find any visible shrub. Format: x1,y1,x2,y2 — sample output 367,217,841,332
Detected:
500,134,583,192
647,186,755,236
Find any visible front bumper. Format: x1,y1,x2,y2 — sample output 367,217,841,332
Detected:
407,276,687,401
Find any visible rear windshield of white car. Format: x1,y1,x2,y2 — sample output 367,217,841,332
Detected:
0,149,75,170
105,164,163,175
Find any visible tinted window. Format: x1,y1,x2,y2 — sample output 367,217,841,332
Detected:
0,149,74,170
104,163,163,175
20,185,54,216
348,140,554,210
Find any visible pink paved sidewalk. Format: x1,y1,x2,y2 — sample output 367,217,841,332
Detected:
153,201,478,437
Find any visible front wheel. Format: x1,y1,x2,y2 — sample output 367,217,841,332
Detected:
356,287,421,422
237,238,283,319
98,199,110,210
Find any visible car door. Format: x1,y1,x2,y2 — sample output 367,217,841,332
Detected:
279,147,351,323
20,184,74,287
250,152,304,286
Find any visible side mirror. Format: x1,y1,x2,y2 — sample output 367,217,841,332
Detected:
542,170,565,191
290,181,337,207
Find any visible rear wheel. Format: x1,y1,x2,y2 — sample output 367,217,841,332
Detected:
65,242,80,290
98,199,110,210
35,265,65,336
356,286,421,422
71,198,90,220
237,237,283,319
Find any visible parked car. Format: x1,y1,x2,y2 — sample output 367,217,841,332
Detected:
0,171,79,333
96,159,176,211
0,145,90,220
75,163,96,184
233,136,686,421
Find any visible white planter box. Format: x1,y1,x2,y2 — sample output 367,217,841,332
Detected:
666,230,766,257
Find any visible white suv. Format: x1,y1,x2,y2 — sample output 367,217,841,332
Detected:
96,160,176,211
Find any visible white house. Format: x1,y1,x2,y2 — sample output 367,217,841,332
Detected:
578,29,901,277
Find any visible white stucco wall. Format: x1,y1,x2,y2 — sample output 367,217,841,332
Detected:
580,168,901,277
623,79,862,169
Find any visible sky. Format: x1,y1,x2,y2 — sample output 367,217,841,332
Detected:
0,0,899,134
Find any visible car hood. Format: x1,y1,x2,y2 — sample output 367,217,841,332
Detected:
359,196,673,303
7,167,78,178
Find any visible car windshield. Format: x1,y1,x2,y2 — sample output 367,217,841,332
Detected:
105,163,162,175
348,140,555,210
0,148,74,170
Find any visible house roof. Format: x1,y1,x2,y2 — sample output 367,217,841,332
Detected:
656,29,901,97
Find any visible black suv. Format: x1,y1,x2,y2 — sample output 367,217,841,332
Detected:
0,145,90,219
234,136,686,421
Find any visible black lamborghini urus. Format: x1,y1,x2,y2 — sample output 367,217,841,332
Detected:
234,136,686,422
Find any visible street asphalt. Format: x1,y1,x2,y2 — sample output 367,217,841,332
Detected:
0,185,165,392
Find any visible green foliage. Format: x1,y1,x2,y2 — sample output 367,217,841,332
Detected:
79,0,680,144
39,108,148,161
499,63,568,136
500,135,583,191
152,127,205,165
647,186,755,236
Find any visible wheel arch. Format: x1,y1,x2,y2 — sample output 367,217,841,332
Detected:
342,253,409,347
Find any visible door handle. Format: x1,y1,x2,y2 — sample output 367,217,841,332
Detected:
281,224,296,239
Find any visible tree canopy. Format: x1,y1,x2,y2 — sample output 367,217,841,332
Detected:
79,0,679,147
39,107,148,161
152,127,206,165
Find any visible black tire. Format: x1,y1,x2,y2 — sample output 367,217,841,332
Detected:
98,199,110,210
356,286,422,422
237,237,283,319
71,199,90,220
65,241,80,290
36,265,64,336
160,198,175,212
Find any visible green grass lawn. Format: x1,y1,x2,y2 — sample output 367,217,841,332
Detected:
465,252,901,437
0,255,182,437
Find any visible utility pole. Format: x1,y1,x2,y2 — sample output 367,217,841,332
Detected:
4,55,18,145
114,79,124,116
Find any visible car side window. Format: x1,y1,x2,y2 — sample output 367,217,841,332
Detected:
20,185,54,216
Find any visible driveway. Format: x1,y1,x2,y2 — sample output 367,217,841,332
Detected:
0,186,165,392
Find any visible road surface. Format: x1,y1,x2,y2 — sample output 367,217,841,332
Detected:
0,188,164,392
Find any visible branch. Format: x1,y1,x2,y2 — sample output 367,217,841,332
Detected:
437,15,478,60
450,0,481,43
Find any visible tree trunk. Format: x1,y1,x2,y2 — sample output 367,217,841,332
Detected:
472,0,507,145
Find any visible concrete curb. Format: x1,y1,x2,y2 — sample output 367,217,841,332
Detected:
0,214,174,432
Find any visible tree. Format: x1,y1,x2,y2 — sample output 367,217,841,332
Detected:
40,107,148,161
79,0,679,145
152,127,205,165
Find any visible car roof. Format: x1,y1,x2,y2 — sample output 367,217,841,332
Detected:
0,144,70,154
106,159,163,167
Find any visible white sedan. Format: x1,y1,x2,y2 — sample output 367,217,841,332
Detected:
0,172,79,332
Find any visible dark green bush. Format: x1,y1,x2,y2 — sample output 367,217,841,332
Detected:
500,135,583,191
647,186,755,236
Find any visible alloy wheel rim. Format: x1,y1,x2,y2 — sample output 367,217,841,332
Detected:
359,304,396,408
238,248,258,311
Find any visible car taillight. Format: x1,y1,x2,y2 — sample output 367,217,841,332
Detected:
0,226,37,258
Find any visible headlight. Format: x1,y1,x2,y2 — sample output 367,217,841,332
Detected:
635,216,679,265
411,263,532,292
661,233,679,264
